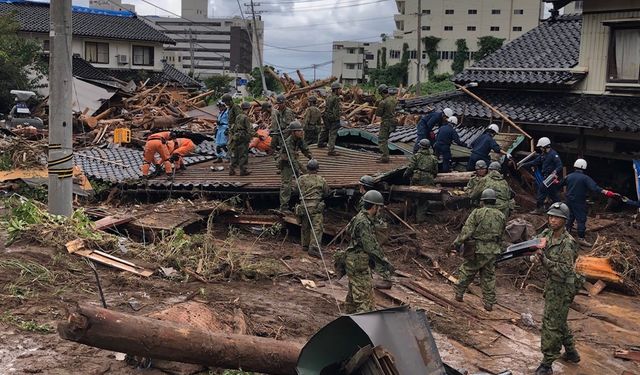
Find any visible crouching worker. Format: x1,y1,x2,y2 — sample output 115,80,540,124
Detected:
335,190,394,314
453,188,506,312
142,131,176,179
168,137,196,172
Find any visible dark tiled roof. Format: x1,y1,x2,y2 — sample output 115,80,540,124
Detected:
454,14,583,86
0,1,174,44
72,56,116,82
97,62,202,88
161,63,204,88
401,89,640,133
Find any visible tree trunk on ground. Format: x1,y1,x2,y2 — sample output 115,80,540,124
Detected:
434,172,474,185
575,256,624,284
58,303,302,375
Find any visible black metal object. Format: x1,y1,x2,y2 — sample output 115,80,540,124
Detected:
496,238,545,263
85,259,107,308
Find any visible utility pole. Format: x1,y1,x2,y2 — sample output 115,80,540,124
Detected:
312,64,317,81
48,0,73,216
246,1,268,95
416,0,422,96
188,28,195,77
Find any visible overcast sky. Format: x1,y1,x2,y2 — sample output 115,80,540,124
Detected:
73,0,398,78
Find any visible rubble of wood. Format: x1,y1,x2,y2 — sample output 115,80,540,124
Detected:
0,137,47,170
579,235,640,294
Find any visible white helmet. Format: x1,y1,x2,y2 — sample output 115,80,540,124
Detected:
487,124,499,134
448,116,458,125
443,108,453,117
536,137,551,148
573,158,587,170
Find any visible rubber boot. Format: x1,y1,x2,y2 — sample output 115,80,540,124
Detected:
535,364,553,375
561,350,581,364
229,168,236,176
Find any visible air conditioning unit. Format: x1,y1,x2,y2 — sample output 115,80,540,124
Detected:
117,55,128,64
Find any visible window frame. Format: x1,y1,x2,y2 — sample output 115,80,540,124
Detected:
444,25,453,31
514,9,524,15
445,9,454,15
468,9,477,15
491,9,501,15
132,45,154,66
467,26,477,31
513,26,523,32
490,26,500,32
85,41,109,64
606,26,640,84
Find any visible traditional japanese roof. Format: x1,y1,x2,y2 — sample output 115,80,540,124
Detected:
97,62,203,88
400,89,640,133
453,14,584,87
0,0,174,44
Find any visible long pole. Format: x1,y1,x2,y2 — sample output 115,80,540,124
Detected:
48,0,73,216
249,0,268,94
416,0,422,95
189,28,195,77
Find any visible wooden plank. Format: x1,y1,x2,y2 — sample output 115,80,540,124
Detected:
587,280,607,297
0,169,48,182
94,215,135,231
66,239,154,277
614,350,640,363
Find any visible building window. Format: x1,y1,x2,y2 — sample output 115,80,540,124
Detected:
490,26,500,31
445,9,454,15
574,1,583,11
409,50,417,59
334,44,344,50
514,9,524,15
422,26,430,31
133,45,154,66
607,27,640,83
345,63,355,70
85,41,109,64
389,50,401,59
444,26,453,31
365,53,374,60
42,39,50,52
468,9,477,15
491,9,501,15
347,48,355,54
513,26,523,32
467,26,477,31
422,9,430,14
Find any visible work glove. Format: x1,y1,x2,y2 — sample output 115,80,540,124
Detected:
506,153,513,159
602,190,619,199
169,154,179,162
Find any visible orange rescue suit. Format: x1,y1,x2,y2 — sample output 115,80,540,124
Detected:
142,132,173,176
249,128,272,152
168,138,196,168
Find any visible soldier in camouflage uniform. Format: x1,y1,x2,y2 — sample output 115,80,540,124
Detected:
318,82,341,156
403,139,438,223
464,160,488,206
356,175,375,211
534,202,581,375
279,121,313,212
453,188,506,311
295,159,329,258
342,190,394,313
221,93,242,130
228,102,254,176
375,84,397,164
470,161,514,218
302,95,322,145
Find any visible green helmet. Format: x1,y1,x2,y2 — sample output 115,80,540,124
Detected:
419,139,431,148
241,101,251,110
359,175,375,188
289,121,303,131
547,202,569,219
363,190,384,206
480,188,496,202
221,93,232,103
308,95,317,103
261,102,272,110
307,159,319,171
331,82,341,90
489,161,501,171
377,84,388,94
475,160,488,170
276,94,286,104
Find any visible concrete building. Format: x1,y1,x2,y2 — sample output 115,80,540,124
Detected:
331,41,382,86
144,1,263,80
89,0,135,12
333,0,543,86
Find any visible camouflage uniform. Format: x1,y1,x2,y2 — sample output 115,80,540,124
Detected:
403,148,438,223
538,228,580,367
471,170,514,218
229,113,253,174
295,173,329,254
318,93,341,152
453,206,506,307
227,102,242,128
302,105,322,145
464,175,483,206
344,210,394,314
279,135,312,211
269,108,283,157
375,96,398,161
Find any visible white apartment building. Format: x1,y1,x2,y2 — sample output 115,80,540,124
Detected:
331,41,382,86
144,0,264,79
89,0,135,12
333,0,545,86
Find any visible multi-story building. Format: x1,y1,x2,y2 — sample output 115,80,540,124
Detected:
331,41,382,86
333,0,543,85
144,1,263,80
89,0,135,12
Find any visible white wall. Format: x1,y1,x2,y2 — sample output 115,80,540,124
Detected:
71,38,164,70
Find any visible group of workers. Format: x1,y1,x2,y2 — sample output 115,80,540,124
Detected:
141,130,195,179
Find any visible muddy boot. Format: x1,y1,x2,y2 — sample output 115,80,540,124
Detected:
239,170,251,176
454,293,463,302
374,279,393,289
166,173,174,181
228,169,236,176
327,150,340,156
308,247,321,259
535,364,553,375
576,238,592,247
561,350,581,364
317,143,326,149
302,246,309,252
483,303,493,312
212,157,223,163
376,157,390,164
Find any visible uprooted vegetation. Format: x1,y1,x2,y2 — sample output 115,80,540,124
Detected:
590,235,640,294
0,138,47,171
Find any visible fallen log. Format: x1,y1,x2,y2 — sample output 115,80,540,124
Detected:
575,256,624,285
388,185,447,200
58,303,302,375
434,171,474,185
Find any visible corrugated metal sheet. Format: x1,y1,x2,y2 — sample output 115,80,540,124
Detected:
577,9,640,93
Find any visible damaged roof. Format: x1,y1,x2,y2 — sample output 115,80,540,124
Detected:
401,89,640,133
0,0,174,44
454,14,584,87
97,62,203,88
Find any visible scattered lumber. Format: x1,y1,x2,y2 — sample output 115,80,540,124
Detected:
58,303,302,375
66,239,153,277
388,185,447,200
434,172,474,185
575,256,624,284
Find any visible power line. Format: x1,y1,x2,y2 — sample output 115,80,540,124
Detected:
267,15,393,30
261,0,388,13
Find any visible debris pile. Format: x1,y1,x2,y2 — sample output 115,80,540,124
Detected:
0,138,47,170
580,235,640,294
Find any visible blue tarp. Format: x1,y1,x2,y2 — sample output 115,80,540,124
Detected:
0,0,135,17
633,159,640,201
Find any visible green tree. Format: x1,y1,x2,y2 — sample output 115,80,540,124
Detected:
246,66,283,97
0,14,47,114
380,47,387,69
476,36,505,60
452,39,469,74
422,36,441,80
376,49,381,69
204,74,234,100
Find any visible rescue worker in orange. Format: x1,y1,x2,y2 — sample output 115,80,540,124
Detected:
168,137,196,172
142,131,176,178
249,125,272,153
